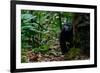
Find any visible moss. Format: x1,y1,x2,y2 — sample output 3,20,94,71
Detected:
64,48,81,60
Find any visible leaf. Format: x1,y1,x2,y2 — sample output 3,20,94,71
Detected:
21,14,36,23
21,14,33,20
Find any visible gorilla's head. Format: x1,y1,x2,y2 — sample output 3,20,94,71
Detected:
63,23,72,31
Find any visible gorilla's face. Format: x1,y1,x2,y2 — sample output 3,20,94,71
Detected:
63,24,72,32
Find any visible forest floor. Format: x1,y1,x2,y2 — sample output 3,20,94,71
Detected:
21,39,89,63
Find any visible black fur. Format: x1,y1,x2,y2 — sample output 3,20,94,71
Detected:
59,24,73,55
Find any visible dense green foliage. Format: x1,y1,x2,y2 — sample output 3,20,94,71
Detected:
21,10,73,52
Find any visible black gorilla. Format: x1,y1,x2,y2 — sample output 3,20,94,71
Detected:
59,24,73,55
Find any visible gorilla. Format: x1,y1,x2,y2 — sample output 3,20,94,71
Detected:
59,23,73,55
